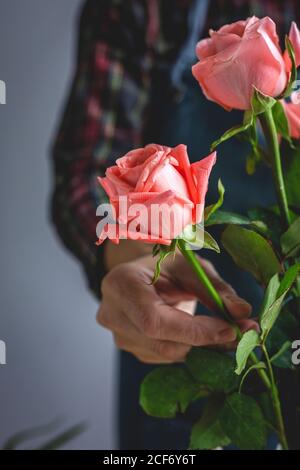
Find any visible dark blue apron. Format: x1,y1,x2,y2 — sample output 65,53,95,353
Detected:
117,61,276,450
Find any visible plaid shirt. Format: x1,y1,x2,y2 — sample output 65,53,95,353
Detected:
51,0,300,297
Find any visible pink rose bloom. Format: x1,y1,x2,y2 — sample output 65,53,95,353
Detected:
282,93,300,139
192,16,292,111
288,21,300,68
97,144,216,245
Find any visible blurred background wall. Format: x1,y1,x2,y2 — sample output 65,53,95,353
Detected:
0,0,116,449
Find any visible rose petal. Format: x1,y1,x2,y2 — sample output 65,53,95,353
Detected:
171,144,198,204
282,100,300,139
191,151,216,222
193,16,287,111
288,21,300,68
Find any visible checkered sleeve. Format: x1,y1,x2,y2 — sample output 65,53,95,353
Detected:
51,0,153,298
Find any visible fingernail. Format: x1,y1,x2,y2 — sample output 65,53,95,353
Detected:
224,295,252,315
240,323,260,334
236,299,251,307
226,296,250,307
216,326,237,343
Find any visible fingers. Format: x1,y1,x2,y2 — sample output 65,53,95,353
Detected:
212,277,252,320
97,303,191,363
214,318,260,351
164,254,252,319
189,257,252,320
237,318,260,334
98,258,257,367
124,294,238,346
114,332,191,364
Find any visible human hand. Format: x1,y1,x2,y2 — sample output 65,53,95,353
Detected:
97,251,256,364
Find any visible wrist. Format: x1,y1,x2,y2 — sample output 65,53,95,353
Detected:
104,239,152,271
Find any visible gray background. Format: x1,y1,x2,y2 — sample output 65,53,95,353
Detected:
0,0,116,449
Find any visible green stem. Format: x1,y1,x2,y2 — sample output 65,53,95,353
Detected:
178,239,291,447
177,239,271,390
178,240,225,314
259,108,291,230
262,344,289,450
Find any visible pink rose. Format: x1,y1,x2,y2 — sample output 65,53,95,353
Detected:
192,16,290,111
288,21,300,68
97,144,216,245
282,93,300,139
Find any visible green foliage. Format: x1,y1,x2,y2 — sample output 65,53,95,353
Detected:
284,145,300,210
222,225,282,285
180,225,220,252
204,179,225,221
283,36,297,99
239,362,266,393
248,207,282,246
259,274,281,321
270,341,292,367
251,88,276,116
138,41,300,450
139,367,200,418
219,393,267,450
210,110,253,150
281,218,300,258
186,348,238,393
246,149,261,175
205,210,250,227
266,308,298,369
260,264,300,341
180,224,203,248
203,231,220,253
189,395,230,450
257,393,276,428
272,101,293,146
235,330,260,375
260,291,288,342
277,263,300,296
151,240,177,284
244,115,261,175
